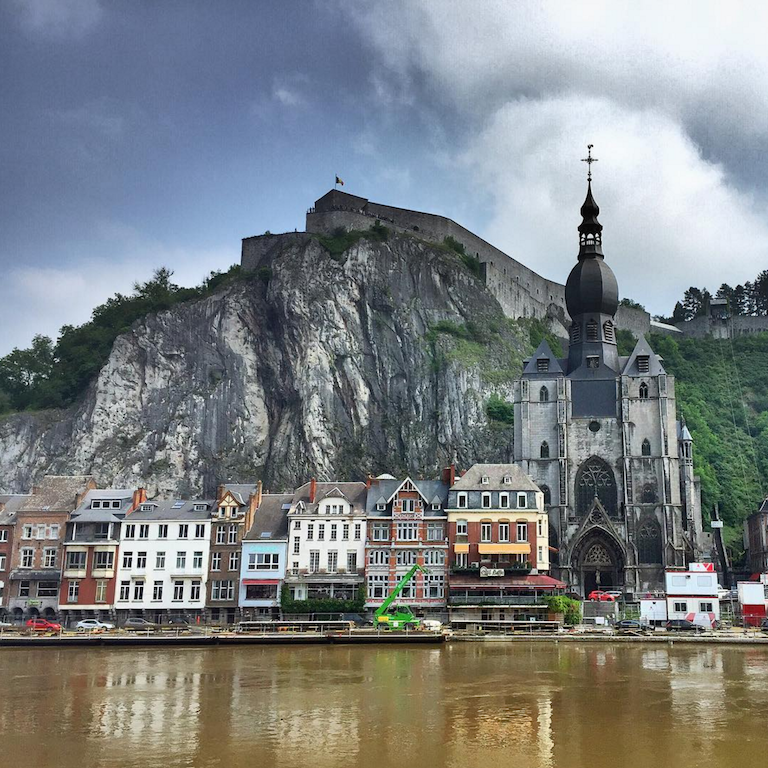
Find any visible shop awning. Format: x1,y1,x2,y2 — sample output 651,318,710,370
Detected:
242,579,281,586
453,543,470,554
478,543,531,555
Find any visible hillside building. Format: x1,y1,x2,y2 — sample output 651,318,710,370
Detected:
744,497,768,575
513,177,711,596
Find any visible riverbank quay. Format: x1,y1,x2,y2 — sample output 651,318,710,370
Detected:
450,632,768,645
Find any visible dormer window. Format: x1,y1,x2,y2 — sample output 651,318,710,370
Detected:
431,503,440,511
91,500,102,509
481,476,489,485
536,358,549,372
193,504,207,512
637,356,650,374
140,504,152,512
503,475,512,484
376,503,386,511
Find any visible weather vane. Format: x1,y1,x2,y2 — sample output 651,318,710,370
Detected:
581,143,597,182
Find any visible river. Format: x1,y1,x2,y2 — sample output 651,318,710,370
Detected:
1,643,767,768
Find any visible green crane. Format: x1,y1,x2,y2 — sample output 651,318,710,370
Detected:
374,563,429,630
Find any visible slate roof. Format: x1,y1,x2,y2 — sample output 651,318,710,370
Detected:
622,336,666,376
243,493,292,541
127,500,214,521
522,339,565,377
19,476,95,513
0,494,30,525
293,481,368,513
364,477,449,516
70,488,136,522
220,484,259,506
450,464,541,493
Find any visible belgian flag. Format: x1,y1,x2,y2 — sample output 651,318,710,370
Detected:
335,175,344,187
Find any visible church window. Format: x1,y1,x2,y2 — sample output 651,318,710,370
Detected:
539,386,549,402
641,483,657,503
637,519,662,563
639,382,649,399
570,323,581,343
536,358,549,373
540,441,550,459
540,485,551,506
641,439,651,457
637,356,650,374
575,457,617,517
603,321,614,342
583,542,613,566
586,356,600,369
587,319,599,341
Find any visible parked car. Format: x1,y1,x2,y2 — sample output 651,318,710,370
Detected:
665,619,703,632
615,619,643,632
588,590,616,602
76,619,114,632
760,619,768,633
26,618,62,632
604,590,623,600
122,617,158,631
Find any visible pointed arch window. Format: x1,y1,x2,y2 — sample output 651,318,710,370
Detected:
539,386,549,402
587,319,599,341
603,321,614,342
641,439,651,457
540,441,550,459
637,519,662,563
540,485,551,506
641,483,657,503
575,457,617,517
639,382,649,400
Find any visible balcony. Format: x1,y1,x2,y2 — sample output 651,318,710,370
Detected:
451,564,532,575
449,595,546,606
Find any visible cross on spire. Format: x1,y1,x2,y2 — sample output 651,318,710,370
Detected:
581,143,597,182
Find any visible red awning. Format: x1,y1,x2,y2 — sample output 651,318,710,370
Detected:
242,579,281,586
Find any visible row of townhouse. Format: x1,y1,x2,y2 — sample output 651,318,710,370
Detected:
0,464,565,628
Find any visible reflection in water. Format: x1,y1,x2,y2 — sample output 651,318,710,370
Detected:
1,644,768,768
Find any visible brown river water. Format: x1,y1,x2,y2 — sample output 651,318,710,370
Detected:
1,643,767,768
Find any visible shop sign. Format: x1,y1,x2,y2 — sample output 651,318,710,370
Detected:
480,567,504,578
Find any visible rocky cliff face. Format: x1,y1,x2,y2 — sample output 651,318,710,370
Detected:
0,234,530,495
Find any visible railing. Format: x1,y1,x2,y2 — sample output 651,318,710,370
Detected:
449,596,546,606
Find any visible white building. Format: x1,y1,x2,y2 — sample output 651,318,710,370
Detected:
285,480,368,603
664,563,719,628
113,500,213,622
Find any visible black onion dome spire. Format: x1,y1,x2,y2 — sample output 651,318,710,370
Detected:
577,181,603,247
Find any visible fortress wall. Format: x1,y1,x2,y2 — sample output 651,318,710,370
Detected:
674,314,768,339
615,305,652,338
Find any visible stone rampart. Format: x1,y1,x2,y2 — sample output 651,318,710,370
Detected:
241,232,311,272
675,314,768,339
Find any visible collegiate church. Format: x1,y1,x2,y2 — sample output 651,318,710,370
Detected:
513,162,710,595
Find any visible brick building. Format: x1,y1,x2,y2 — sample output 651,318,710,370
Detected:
7,476,96,619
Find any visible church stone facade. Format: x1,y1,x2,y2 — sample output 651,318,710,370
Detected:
513,180,710,596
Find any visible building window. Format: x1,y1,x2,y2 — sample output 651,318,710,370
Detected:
368,574,388,599
136,551,147,569
293,537,300,555
540,441,550,459
190,581,201,601
0,554,5,571
119,581,130,601
538,545,544,562
293,520,301,530
211,552,222,571
133,581,144,601
637,519,662,563
396,523,418,541
158,524,168,538
455,552,468,568
481,493,492,509
536,359,549,373
124,524,135,539
216,527,226,544
194,504,207,513
68,581,80,603
481,522,492,543
424,549,445,566
700,601,714,613
342,523,350,540
37,581,58,597
156,552,166,570
576,457,618,517
21,548,33,568
586,356,600,369
427,523,444,541
369,549,389,566
249,553,279,570
456,519,467,536
396,550,417,566
307,524,314,540
211,580,234,601
517,493,527,508
327,551,338,573
673,601,687,613
371,524,389,541
330,524,337,541
376,503,386,511
94,551,113,570
318,524,325,541
228,524,238,544
354,523,361,541
347,551,357,572
95,523,111,540
43,548,58,568
309,551,320,573
642,438,651,456
517,523,528,542
22,524,32,539
173,581,184,602
499,493,509,508
639,381,649,399
637,356,650,374
499,523,510,542
0,530,6,542
195,524,206,538
539,385,549,402
152,581,163,601
228,551,239,571
426,574,444,598
481,476,489,485
193,551,203,569
95,580,107,603
139,525,149,539
178,524,189,539
19,581,31,597
457,492,467,509
176,551,187,570
401,499,416,514
540,485,551,506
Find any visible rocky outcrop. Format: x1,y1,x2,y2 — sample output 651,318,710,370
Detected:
0,234,529,495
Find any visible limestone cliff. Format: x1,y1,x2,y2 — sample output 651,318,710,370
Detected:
0,233,532,496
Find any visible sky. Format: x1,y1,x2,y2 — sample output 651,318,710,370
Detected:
2,0,768,355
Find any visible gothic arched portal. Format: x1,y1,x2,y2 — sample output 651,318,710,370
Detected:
575,457,618,517
574,531,625,595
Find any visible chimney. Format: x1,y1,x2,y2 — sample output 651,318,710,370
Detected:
254,480,263,509
442,464,456,486
129,488,147,514
366,474,373,489
309,477,317,503
217,484,225,503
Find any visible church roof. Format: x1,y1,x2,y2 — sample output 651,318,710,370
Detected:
622,336,666,376
522,339,564,376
